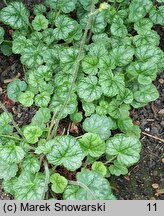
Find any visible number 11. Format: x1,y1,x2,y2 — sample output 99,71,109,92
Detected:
147,203,157,212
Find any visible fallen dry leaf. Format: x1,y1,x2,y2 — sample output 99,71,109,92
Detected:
155,189,164,196
152,183,159,189
4,94,15,106
124,176,130,181
70,123,79,134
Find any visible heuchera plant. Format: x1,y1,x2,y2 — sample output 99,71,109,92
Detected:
0,0,164,200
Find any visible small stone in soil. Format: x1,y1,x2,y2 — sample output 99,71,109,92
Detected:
158,109,164,115
151,126,159,135
160,121,164,128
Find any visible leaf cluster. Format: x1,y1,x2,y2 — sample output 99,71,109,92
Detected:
0,0,163,200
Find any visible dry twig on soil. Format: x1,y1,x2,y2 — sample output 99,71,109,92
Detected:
142,132,164,143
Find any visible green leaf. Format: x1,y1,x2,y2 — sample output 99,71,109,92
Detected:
32,108,51,125
0,160,18,180
92,162,107,176
79,0,98,11
82,55,99,75
7,79,27,102
21,155,40,173
116,88,133,104
92,13,107,34
118,117,141,139
92,33,110,47
133,84,159,104
82,101,95,116
96,100,110,115
35,92,51,107
12,36,32,54
87,155,99,164
110,36,132,49
1,43,12,56
0,141,25,163
47,136,85,171
2,177,17,196
67,23,82,41
21,45,45,68
128,0,153,22
0,27,5,44
34,4,46,15
53,15,76,40
46,0,77,13
35,140,54,155
50,92,77,118
70,112,83,123
50,173,68,193
14,172,46,200
83,114,113,140
18,91,34,107
0,2,29,29
78,76,102,102
89,43,108,58
12,29,28,39
42,28,57,45
133,30,160,47
99,70,125,97
109,160,128,176
30,31,43,45
79,133,105,157
38,82,54,94
99,54,116,70
63,185,86,200
108,100,130,119
127,61,157,85
64,169,114,200
149,6,164,25
0,112,13,134
134,18,153,34
135,45,164,64
32,15,49,31
106,134,141,166
23,125,42,144
0,112,11,125
111,45,134,66
34,64,53,83
60,47,78,73
111,16,127,37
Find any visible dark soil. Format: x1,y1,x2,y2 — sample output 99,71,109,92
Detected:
0,1,164,200
112,74,164,200
112,21,164,201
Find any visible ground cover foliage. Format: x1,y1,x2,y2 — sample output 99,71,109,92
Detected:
0,0,164,200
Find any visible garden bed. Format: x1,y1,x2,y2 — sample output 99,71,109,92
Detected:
0,0,164,200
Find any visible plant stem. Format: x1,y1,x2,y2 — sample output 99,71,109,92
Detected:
104,156,117,165
76,135,83,139
42,160,50,200
3,0,7,6
46,112,57,141
0,134,21,141
68,180,96,200
55,9,61,20
0,101,25,139
50,1,96,138
126,77,136,84
3,40,12,43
